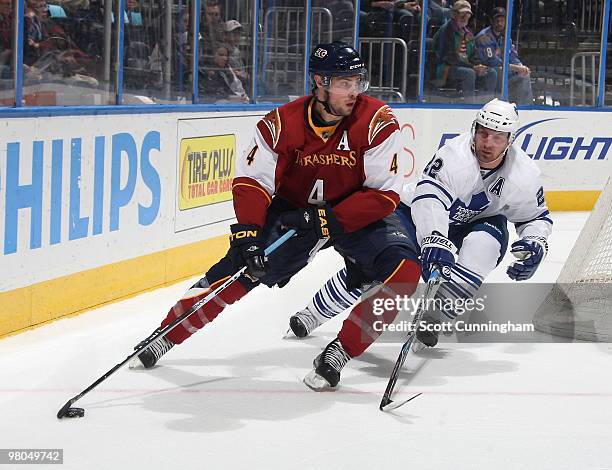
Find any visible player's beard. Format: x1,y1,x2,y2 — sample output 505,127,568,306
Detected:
334,98,356,117
336,105,353,117
476,145,505,168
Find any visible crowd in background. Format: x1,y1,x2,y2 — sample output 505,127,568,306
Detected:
0,0,609,106
0,0,251,104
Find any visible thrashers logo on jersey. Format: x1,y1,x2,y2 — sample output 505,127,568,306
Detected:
261,109,282,149
368,105,398,145
294,149,357,168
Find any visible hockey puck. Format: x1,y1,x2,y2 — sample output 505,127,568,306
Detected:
57,401,85,419
65,407,85,418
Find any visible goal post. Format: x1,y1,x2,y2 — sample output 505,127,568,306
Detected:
533,178,612,341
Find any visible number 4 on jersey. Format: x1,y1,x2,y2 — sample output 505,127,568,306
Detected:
246,146,258,166
308,179,325,205
390,154,398,174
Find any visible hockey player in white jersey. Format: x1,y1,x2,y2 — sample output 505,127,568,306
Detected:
287,98,553,346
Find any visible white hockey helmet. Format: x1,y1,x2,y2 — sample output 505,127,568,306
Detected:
471,98,520,145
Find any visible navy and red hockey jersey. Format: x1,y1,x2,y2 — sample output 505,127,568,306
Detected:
232,95,406,233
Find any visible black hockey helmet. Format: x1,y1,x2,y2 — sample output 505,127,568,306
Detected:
309,41,367,79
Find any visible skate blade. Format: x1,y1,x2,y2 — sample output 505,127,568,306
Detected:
128,356,144,369
282,328,295,340
303,369,334,391
411,339,427,353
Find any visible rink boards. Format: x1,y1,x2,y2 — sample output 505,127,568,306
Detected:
1,107,610,336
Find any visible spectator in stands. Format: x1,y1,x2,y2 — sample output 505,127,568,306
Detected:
222,19,248,89
361,1,415,40
0,0,11,29
123,0,149,53
0,0,44,87
428,0,451,26
395,1,421,41
24,0,45,64
55,0,104,57
0,0,12,50
50,0,89,15
199,44,249,103
0,0,12,78
200,0,223,60
24,0,97,85
475,7,533,105
433,0,497,102
125,0,143,25
148,7,192,93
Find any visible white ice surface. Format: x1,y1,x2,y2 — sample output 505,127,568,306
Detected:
1,212,611,470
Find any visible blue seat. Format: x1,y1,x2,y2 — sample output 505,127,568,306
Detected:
48,4,67,18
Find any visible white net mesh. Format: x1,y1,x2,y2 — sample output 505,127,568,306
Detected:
534,178,612,341
558,177,612,284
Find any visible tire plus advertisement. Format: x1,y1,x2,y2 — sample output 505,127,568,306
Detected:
179,134,235,210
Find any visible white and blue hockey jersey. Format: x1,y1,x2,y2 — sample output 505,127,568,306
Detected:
408,132,553,245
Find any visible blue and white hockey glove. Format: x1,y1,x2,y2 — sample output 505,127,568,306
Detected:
420,232,457,281
507,236,548,281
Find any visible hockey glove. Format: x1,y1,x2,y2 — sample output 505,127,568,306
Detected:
420,231,457,281
229,224,268,279
279,205,344,240
507,236,548,281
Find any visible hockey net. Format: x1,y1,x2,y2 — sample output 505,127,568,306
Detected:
534,177,612,341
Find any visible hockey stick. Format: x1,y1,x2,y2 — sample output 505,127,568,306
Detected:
379,269,442,412
56,229,297,419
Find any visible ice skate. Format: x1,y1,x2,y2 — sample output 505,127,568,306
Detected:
413,314,440,352
304,338,350,390
287,308,323,338
129,335,174,369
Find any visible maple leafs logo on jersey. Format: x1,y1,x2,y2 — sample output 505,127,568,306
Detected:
261,109,282,149
368,105,398,145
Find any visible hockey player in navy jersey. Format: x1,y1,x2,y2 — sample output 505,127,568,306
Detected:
287,99,553,347
129,42,424,390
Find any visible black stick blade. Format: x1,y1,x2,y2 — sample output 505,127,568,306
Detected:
379,396,393,411
57,400,84,419
380,392,422,412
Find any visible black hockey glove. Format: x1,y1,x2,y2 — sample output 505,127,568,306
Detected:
507,236,548,281
279,205,345,240
229,224,268,279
